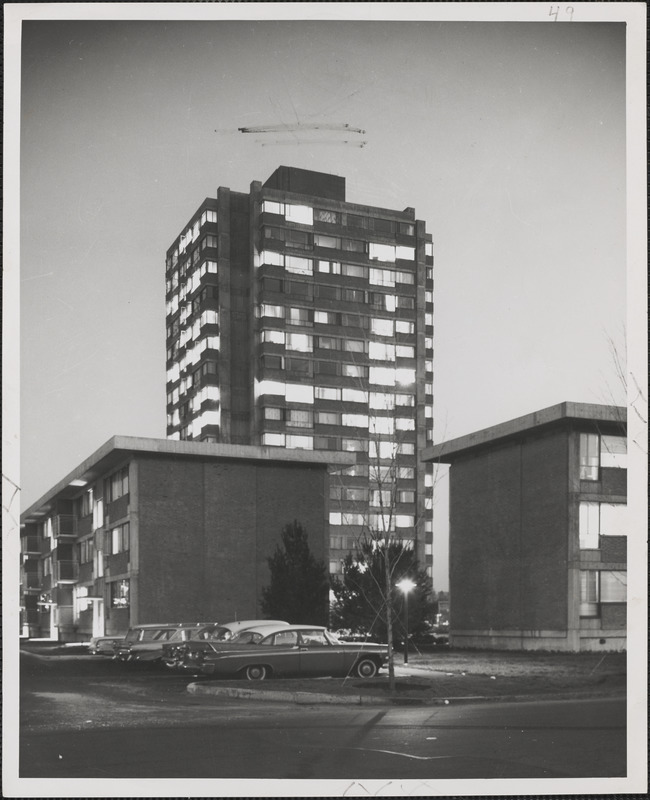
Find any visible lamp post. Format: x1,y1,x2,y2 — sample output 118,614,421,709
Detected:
396,578,416,664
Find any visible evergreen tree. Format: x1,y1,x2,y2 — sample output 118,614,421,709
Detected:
261,520,330,625
330,535,435,643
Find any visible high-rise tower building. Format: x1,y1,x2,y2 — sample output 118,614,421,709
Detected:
165,167,434,575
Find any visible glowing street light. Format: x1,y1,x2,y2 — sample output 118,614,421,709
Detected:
396,578,416,664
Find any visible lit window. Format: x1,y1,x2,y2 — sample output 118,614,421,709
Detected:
285,384,314,404
396,418,415,431
285,255,313,275
285,204,313,225
314,310,336,324
396,320,414,335
256,380,286,397
286,333,313,352
344,340,365,353
260,304,285,319
317,260,341,274
369,342,395,361
396,345,415,359
399,442,415,455
370,392,395,410
399,491,415,504
395,271,415,285
262,200,283,215
369,242,396,262
371,318,394,337
425,242,433,257
110,579,130,609
315,209,340,224
396,246,415,260
261,330,284,345
286,435,313,450
260,250,284,267
329,512,342,525
396,368,416,385
262,432,286,446
342,413,369,428
264,407,283,421
369,440,398,460
342,364,368,378
396,515,414,528
425,313,434,327
341,438,368,452
370,367,395,386
287,307,313,326
342,513,365,526
600,503,627,535
342,388,368,404
370,416,394,435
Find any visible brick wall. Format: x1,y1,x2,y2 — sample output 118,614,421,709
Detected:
450,429,569,632
135,456,327,624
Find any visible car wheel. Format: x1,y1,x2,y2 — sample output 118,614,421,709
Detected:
354,658,378,678
244,664,268,681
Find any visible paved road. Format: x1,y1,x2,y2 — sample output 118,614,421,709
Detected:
18,652,626,780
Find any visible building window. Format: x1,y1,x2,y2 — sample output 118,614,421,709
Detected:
264,407,283,421
286,434,313,450
287,307,313,327
342,388,368,404
287,409,313,428
579,502,627,547
601,570,627,602
579,571,599,617
285,255,313,275
342,364,368,379
315,284,340,301
285,204,313,226
78,539,94,563
315,386,341,401
314,234,340,249
108,522,130,555
110,579,130,609
315,209,340,224
105,467,129,503
286,333,313,352
580,433,627,479
317,411,340,426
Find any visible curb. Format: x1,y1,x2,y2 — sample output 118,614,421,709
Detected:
186,682,623,706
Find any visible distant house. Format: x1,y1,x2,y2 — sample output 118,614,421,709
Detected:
424,403,627,651
20,437,352,642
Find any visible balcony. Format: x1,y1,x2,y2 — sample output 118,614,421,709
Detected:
21,573,42,592
52,515,76,539
21,535,41,555
55,560,78,583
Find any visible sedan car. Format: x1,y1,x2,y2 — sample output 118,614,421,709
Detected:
115,622,221,665
88,635,125,655
174,624,389,680
162,619,288,669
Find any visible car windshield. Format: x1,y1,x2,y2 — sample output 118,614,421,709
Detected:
324,630,341,644
229,630,264,645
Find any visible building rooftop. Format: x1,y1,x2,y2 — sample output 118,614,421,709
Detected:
21,437,356,525
423,402,626,463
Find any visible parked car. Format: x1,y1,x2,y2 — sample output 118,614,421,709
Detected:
171,624,389,680
114,621,221,665
162,620,288,669
401,627,450,649
88,635,125,655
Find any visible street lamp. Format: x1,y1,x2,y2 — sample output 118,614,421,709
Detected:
396,578,416,664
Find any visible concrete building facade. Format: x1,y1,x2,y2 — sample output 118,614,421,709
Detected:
19,437,353,641
164,167,435,575
424,403,627,651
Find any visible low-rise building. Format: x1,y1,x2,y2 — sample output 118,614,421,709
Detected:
19,437,353,641
424,402,627,651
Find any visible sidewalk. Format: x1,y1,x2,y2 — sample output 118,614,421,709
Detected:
186,654,626,706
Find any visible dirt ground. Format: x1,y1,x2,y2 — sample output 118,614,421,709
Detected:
193,648,627,701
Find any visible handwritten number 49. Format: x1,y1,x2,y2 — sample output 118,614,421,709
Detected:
549,6,574,21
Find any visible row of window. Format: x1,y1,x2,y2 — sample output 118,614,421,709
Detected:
259,360,419,386
262,227,420,263
257,248,420,283
260,432,420,453
259,277,420,310
256,380,433,404
259,307,424,338
167,209,218,268
579,433,626,478
167,357,218,387
263,407,416,432
579,502,626,548
78,523,131,563
260,331,417,360
262,201,419,238
329,486,416,504
579,570,626,616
